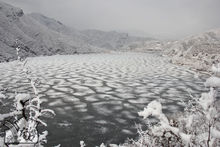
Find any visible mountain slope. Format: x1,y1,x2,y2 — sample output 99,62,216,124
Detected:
28,13,88,43
164,29,220,71
0,2,103,62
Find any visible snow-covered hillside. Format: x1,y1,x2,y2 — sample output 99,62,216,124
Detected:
0,1,107,62
0,1,154,62
164,28,220,71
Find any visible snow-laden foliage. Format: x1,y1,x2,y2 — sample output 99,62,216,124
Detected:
0,42,55,146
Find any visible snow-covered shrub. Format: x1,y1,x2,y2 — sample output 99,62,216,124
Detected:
127,63,220,147
0,41,55,146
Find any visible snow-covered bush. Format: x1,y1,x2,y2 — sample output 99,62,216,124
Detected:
0,41,55,146
125,63,220,147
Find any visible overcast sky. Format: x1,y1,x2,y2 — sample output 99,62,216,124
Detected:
2,0,220,40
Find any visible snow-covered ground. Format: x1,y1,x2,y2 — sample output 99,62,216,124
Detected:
0,52,207,146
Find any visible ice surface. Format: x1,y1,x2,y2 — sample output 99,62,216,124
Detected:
0,52,206,146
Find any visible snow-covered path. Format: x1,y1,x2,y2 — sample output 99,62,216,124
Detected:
0,52,206,146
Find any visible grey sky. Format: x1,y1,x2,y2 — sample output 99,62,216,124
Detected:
2,0,220,40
